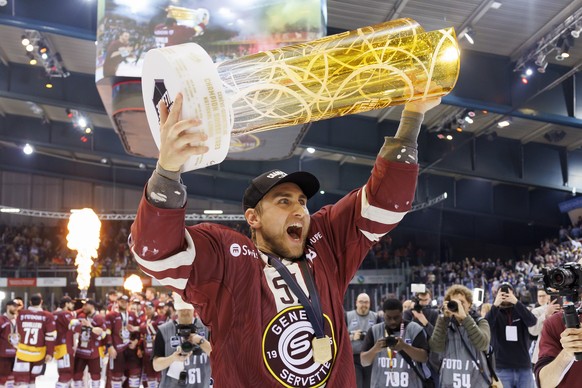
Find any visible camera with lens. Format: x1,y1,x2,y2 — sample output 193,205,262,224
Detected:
384,335,398,348
412,296,423,313
178,370,188,385
534,262,582,361
447,300,459,313
176,323,202,355
535,262,582,299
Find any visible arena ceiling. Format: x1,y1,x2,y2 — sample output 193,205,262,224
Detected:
1,0,582,227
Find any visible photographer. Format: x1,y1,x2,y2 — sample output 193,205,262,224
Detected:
360,298,430,388
403,289,438,333
534,260,582,387
404,289,439,382
153,293,212,387
347,292,379,388
485,282,536,388
429,285,491,387
535,303,582,387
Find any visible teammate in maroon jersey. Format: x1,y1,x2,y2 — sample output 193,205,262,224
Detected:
105,295,140,388
106,290,119,313
53,296,76,388
153,14,208,49
0,300,19,388
13,293,56,386
130,92,440,386
72,299,105,388
155,302,169,323
144,287,159,308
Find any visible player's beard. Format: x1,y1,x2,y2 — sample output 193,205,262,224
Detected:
260,227,306,260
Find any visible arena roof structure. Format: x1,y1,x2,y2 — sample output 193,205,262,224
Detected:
1,0,582,244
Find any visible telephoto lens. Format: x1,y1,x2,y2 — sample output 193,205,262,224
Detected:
447,300,458,313
181,341,194,353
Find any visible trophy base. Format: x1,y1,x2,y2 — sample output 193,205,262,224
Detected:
142,43,233,172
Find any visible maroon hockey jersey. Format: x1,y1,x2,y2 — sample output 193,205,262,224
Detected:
105,310,138,353
15,307,56,362
74,312,106,360
131,157,417,387
53,310,76,360
0,315,17,358
139,314,166,357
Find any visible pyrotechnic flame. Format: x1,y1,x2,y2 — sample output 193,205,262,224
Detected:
67,208,101,291
124,274,143,294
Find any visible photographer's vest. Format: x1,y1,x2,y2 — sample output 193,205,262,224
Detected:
439,319,489,388
158,319,212,388
347,310,377,355
369,321,425,388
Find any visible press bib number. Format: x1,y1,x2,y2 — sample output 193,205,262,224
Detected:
384,371,409,387
452,373,471,388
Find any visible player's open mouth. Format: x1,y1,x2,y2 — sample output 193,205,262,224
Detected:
286,223,303,241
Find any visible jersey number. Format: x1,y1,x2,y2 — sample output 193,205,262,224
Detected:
272,275,298,305
23,327,39,345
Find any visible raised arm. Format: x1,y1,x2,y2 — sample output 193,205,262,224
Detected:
428,315,449,353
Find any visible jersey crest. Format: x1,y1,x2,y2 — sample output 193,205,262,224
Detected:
262,306,337,387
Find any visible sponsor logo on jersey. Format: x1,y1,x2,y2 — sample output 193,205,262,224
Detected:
262,306,336,387
230,243,241,257
230,243,259,259
309,232,323,245
305,247,317,261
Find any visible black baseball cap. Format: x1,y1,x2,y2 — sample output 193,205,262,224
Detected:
6,300,18,306
243,169,320,211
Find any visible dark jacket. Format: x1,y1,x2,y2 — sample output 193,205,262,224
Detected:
485,302,537,369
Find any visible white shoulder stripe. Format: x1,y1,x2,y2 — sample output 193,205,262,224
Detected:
139,264,189,291
145,275,188,290
360,229,387,242
132,231,196,273
45,330,56,337
361,185,407,225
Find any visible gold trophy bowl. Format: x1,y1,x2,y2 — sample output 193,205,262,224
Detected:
142,18,460,171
